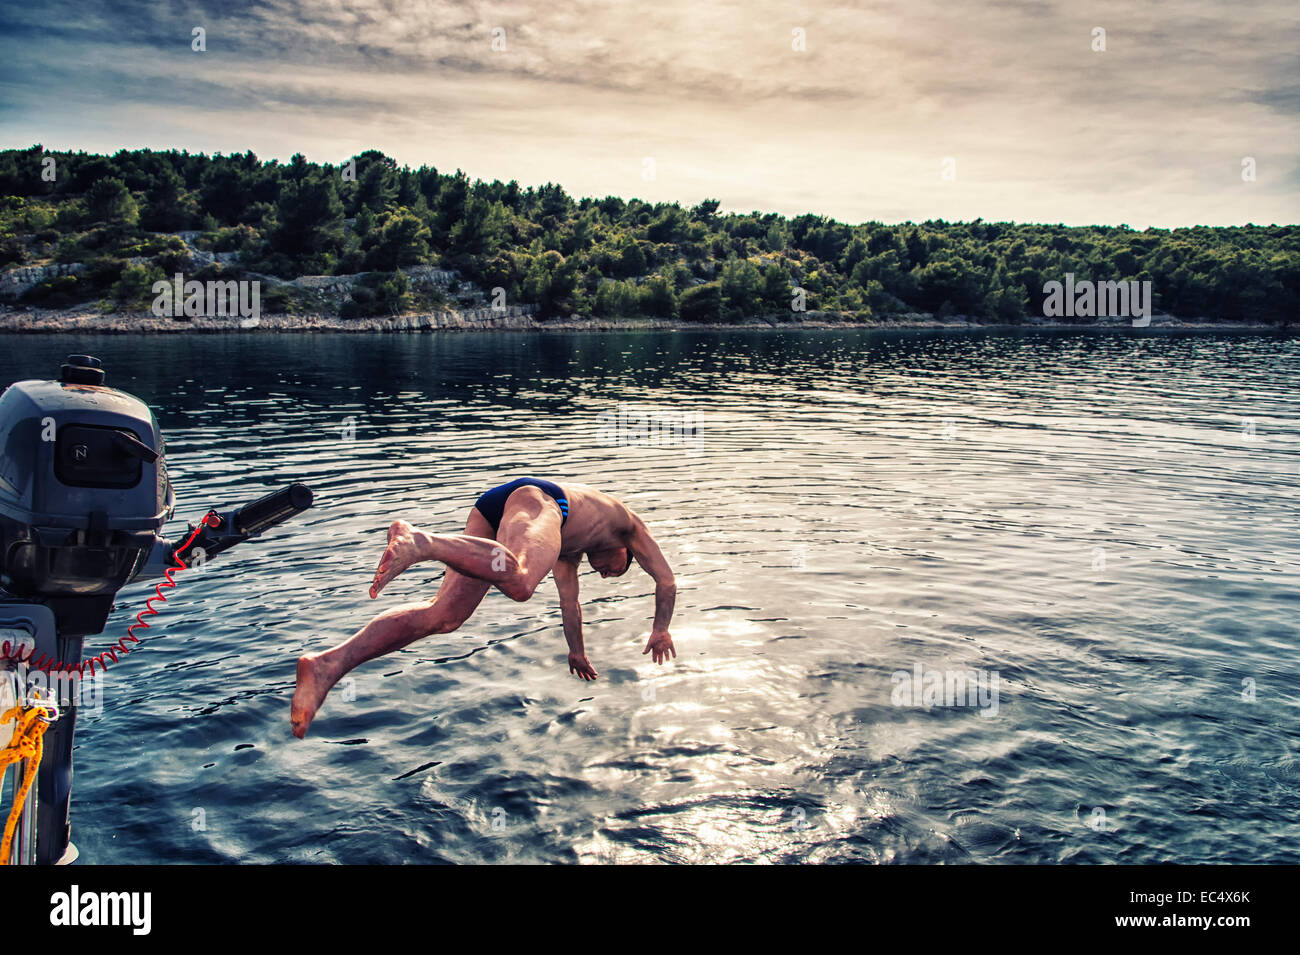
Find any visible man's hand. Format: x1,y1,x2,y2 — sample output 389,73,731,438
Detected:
643,629,676,664
568,652,599,681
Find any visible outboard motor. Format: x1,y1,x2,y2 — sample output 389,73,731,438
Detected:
0,355,313,864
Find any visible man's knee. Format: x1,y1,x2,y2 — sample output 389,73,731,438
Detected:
498,573,537,602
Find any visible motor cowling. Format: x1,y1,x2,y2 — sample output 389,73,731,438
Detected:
0,355,174,636
1,354,313,865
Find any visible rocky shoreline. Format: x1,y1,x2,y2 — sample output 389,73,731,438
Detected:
0,304,537,334
0,304,1281,335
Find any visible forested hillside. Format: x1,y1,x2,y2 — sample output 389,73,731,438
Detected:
2,145,1296,323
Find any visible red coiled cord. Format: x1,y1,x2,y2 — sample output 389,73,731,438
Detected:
0,512,220,679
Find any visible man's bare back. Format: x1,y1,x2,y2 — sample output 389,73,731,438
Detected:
290,479,676,738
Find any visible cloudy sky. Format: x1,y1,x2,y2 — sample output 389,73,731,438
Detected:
1,0,1296,227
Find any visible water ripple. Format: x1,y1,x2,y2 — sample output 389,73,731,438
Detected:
2,328,1297,864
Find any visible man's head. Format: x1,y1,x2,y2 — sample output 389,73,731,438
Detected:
588,546,632,578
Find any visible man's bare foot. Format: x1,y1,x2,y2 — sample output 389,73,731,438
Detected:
370,519,422,598
291,653,336,739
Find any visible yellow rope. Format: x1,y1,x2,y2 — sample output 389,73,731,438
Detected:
0,704,53,865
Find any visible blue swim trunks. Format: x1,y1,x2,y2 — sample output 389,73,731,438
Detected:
473,478,569,531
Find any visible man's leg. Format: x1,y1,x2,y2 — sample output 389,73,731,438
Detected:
370,486,563,602
290,510,494,738
492,488,564,601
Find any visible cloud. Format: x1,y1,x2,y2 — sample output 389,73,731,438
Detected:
0,0,1296,226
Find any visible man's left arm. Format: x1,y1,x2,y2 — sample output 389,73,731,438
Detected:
628,517,677,664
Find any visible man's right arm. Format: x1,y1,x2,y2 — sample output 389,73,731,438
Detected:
554,558,597,680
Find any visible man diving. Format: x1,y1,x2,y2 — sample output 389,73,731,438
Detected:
290,478,677,738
